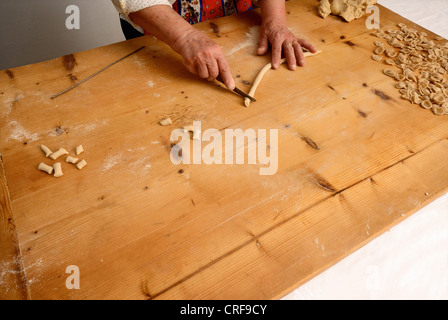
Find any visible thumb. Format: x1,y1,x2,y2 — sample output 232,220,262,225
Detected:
257,33,269,56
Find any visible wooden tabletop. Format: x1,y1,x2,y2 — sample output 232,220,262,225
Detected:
1,0,447,299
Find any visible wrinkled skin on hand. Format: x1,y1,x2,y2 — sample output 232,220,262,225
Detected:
173,29,235,90
257,22,317,70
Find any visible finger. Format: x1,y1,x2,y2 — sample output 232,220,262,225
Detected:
217,55,235,90
283,42,297,71
257,33,269,56
298,38,317,53
271,39,283,69
183,58,199,75
206,58,220,81
293,42,306,66
196,59,210,79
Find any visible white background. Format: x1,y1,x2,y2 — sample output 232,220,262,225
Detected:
0,0,447,300
0,0,125,70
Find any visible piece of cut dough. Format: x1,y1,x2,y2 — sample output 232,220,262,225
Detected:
421,100,433,110
49,147,69,160
159,117,172,126
383,69,397,78
192,130,201,141
374,47,384,55
66,156,79,164
38,162,53,175
53,162,63,178
183,126,201,141
40,145,53,157
244,50,322,107
76,159,87,170
75,145,84,156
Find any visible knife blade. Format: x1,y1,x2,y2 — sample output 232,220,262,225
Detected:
216,75,256,102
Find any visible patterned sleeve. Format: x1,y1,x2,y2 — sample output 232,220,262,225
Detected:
111,0,175,15
111,0,175,32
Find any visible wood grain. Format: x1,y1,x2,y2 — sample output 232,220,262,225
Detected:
0,0,446,299
0,156,28,299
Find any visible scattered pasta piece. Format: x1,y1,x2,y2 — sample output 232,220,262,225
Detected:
38,162,53,175
374,47,385,55
395,82,406,89
40,145,53,157
76,160,87,170
374,41,384,47
433,105,445,115
50,147,69,160
383,69,397,77
53,162,63,178
159,118,172,126
421,100,432,109
75,145,84,156
66,156,79,164
183,125,201,141
385,49,397,58
192,130,201,141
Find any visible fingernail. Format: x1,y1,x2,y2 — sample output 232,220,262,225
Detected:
291,64,296,71
300,59,305,66
272,64,279,69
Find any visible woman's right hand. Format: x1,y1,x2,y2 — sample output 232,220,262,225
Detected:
172,29,235,90
129,6,235,90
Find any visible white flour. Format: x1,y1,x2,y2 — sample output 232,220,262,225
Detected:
101,153,123,172
226,26,260,56
6,121,39,142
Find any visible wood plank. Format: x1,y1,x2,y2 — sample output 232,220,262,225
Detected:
156,138,448,299
0,155,28,299
0,0,446,299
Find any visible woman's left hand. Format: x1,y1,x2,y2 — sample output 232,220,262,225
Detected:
257,22,317,71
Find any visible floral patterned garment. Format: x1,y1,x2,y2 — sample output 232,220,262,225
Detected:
172,0,253,24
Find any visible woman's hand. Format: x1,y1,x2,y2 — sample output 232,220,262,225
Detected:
172,29,235,90
257,22,317,70
258,0,317,71
129,5,235,90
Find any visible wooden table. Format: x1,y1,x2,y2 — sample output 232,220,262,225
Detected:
1,0,447,300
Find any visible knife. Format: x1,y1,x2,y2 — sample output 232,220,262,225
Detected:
216,75,256,102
